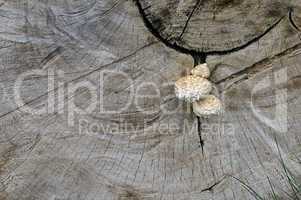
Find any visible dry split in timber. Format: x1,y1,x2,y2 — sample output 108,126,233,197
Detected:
0,0,300,199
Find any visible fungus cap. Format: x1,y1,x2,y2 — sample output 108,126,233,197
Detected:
191,63,210,78
175,75,212,102
193,95,222,116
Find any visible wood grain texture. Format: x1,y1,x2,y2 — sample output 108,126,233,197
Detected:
0,0,300,199
136,0,294,53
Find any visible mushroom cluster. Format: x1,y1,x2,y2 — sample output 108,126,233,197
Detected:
175,63,222,117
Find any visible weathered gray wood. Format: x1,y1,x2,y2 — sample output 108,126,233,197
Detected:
137,0,293,52
207,16,301,85
0,0,300,200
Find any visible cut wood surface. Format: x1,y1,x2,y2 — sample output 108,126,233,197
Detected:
137,0,297,53
0,0,300,199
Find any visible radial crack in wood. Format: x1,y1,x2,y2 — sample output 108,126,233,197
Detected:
0,0,301,199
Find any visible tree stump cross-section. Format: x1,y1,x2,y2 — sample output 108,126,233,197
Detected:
0,0,300,199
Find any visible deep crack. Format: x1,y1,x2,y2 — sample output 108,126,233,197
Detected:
289,8,301,32
197,116,205,154
200,177,226,193
193,54,206,151
178,0,202,40
215,42,301,90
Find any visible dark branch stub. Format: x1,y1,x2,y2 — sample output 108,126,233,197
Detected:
135,0,288,55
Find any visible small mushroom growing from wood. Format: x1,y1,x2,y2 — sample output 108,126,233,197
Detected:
175,75,212,102
175,62,222,151
191,63,210,78
193,95,222,117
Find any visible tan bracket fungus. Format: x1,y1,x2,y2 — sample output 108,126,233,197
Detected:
175,62,222,151
175,63,222,117
175,75,212,102
193,95,222,117
191,63,210,78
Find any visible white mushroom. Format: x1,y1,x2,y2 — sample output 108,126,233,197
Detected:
193,95,222,117
175,75,212,102
191,63,210,78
